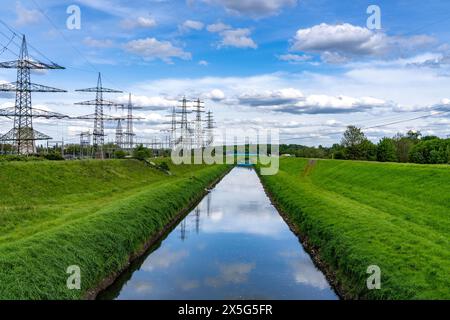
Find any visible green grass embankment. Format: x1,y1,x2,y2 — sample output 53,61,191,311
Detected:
0,159,229,299
258,158,450,300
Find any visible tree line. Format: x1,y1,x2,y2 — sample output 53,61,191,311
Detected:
280,126,450,165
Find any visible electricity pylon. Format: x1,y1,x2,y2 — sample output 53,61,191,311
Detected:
115,119,123,149
79,131,91,158
170,106,177,148
193,98,205,149
162,106,177,149
0,35,66,155
176,97,192,150
122,93,142,151
205,110,215,146
75,73,122,159
0,107,68,119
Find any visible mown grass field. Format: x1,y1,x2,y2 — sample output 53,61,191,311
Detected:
258,158,450,300
0,159,229,299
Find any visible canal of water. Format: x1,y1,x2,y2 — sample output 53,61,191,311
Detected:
98,167,338,300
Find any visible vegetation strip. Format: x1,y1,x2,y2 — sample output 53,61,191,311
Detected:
0,159,230,299
280,127,450,165
86,165,232,300
258,158,450,300
256,170,344,299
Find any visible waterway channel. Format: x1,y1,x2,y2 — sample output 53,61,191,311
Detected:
98,167,338,300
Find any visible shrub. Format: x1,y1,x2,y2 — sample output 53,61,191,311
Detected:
158,161,170,172
0,155,43,162
132,145,152,161
377,138,398,162
114,150,127,159
409,139,450,164
43,152,64,161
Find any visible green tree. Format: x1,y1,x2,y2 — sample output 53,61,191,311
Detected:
393,133,415,163
362,140,377,161
330,143,345,159
409,138,450,164
133,144,152,161
0,144,14,154
406,130,422,141
341,126,369,160
377,137,398,162
114,150,127,159
421,135,439,141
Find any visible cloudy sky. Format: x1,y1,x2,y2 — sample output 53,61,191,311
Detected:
1,0,450,146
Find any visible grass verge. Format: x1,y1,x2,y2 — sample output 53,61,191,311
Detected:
0,159,230,299
258,158,450,299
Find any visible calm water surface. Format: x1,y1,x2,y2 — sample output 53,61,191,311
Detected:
98,167,338,300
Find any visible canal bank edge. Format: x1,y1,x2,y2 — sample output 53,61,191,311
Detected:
85,165,233,300
255,167,347,300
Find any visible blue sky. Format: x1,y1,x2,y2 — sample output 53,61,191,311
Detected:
1,0,450,146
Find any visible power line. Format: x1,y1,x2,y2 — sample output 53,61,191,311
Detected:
0,19,103,74
27,1,128,93
0,19,57,65
0,29,21,57
0,33,16,57
280,109,450,143
27,1,97,71
363,111,446,130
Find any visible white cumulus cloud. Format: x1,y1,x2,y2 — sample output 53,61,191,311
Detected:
278,53,312,63
290,23,435,63
180,20,204,32
15,2,42,26
220,28,257,49
293,95,393,114
205,89,226,101
117,94,177,111
237,89,394,114
239,88,304,106
121,16,157,29
207,24,257,49
292,23,387,56
83,37,114,48
124,38,192,63
200,0,297,18
206,22,231,33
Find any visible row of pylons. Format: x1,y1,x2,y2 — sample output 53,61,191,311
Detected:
167,97,215,151
0,35,215,158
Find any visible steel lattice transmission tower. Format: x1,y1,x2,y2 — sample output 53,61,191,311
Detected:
79,131,91,158
176,97,192,150
205,110,215,146
193,98,205,149
75,73,122,159
169,106,177,148
162,106,177,149
124,94,134,150
123,93,142,150
115,119,123,149
0,35,66,154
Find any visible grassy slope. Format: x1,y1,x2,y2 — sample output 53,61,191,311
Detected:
259,158,450,299
0,159,228,299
